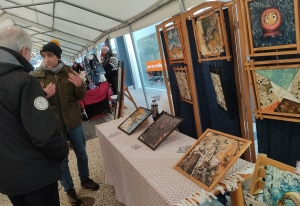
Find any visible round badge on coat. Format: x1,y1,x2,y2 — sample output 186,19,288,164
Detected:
34,96,49,110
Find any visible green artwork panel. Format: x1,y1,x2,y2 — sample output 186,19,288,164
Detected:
256,68,299,90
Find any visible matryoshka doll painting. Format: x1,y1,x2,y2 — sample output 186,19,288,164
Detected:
246,0,297,52
260,7,283,38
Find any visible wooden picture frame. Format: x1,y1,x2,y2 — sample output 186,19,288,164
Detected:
138,112,183,150
244,0,300,57
174,129,251,192
114,61,125,120
118,107,153,135
173,66,193,104
189,1,231,62
163,17,187,64
246,59,300,122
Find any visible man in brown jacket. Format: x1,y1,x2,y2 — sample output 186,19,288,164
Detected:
31,39,99,205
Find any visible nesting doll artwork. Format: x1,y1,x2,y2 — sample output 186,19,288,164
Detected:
260,7,282,38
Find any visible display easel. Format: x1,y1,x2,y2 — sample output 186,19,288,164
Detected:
124,85,138,109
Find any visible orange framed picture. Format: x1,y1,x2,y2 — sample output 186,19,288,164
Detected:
174,129,251,191
163,17,186,64
187,1,231,62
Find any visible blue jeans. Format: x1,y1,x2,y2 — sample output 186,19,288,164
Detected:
60,125,89,192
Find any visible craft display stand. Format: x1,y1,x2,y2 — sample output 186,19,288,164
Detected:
250,153,295,195
156,1,256,164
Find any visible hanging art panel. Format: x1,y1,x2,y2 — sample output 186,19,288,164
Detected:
162,17,186,64
174,129,251,191
210,65,228,111
244,0,300,56
189,1,231,62
173,66,193,104
246,60,300,122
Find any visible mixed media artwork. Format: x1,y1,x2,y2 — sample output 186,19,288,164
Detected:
174,66,192,103
163,17,186,64
138,112,183,150
118,107,153,135
246,0,298,51
196,13,224,56
210,65,227,111
174,129,251,191
253,67,300,116
166,28,184,59
263,165,300,205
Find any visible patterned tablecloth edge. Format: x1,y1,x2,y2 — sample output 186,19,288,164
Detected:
175,161,255,206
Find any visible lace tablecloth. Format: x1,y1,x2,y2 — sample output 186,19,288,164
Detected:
96,118,254,206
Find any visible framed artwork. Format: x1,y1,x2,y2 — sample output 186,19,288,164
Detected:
163,17,186,64
174,129,251,192
138,112,183,150
190,2,231,62
114,61,125,120
263,165,300,205
118,107,152,135
210,65,228,111
173,66,193,104
246,61,300,121
244,0,300,56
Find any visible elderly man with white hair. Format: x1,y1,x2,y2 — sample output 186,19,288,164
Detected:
0,26,69,206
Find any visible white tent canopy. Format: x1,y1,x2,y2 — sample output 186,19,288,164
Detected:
0,0,206,61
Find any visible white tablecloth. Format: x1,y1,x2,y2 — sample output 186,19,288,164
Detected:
96,118,254,206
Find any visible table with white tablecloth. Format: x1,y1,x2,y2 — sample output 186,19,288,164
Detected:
96,118,254,206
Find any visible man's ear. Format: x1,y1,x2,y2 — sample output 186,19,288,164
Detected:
21,46,27,57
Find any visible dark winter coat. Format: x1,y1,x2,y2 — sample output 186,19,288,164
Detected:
31,64,86,132
0,47,69,195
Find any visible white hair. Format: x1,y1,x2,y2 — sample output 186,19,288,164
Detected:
0,25,32,53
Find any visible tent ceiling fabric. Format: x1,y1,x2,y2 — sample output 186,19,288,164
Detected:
0,0,206,61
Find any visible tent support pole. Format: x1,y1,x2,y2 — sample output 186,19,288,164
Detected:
129,26,150,109
178,0,186,12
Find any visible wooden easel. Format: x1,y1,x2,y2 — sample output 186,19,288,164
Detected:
124,86,138,109
119,69,138,118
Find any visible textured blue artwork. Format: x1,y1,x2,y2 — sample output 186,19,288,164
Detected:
263,165,300,205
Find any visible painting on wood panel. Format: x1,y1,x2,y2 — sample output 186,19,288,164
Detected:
118,107,153,135
174,129,251,191
195,13,224,57
245,0,300,55
138,112,183,150
252,66,300,118
163,18,186,64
